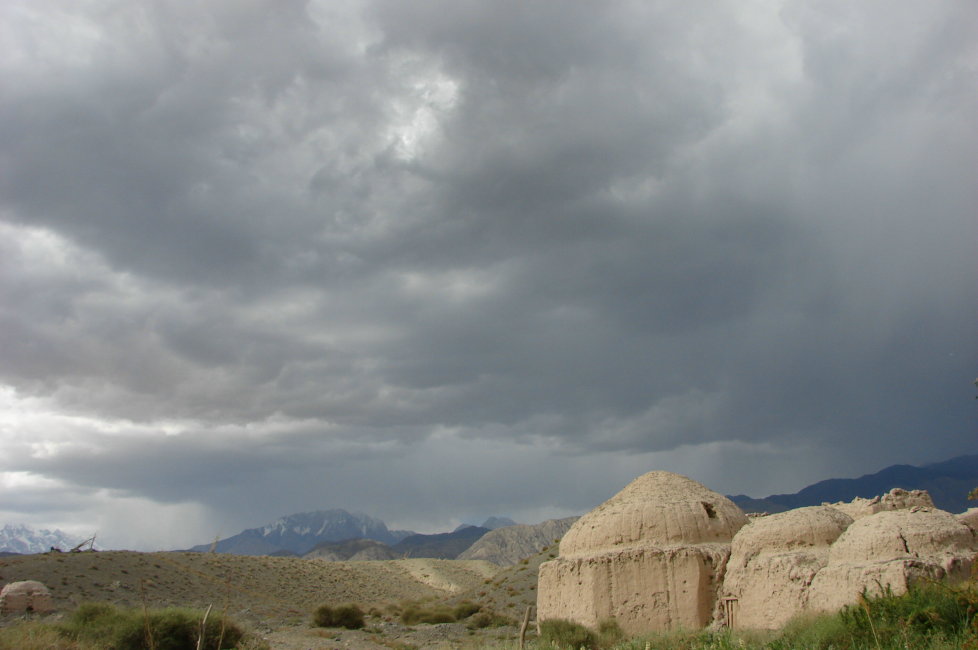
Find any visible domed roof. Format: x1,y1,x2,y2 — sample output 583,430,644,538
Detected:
559,471,748,557
731,506,853,556
828,508,977,564
0,580,51,596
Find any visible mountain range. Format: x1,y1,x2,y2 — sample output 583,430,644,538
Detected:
5,454,974,558
306,525,494,561
729,454,978,514
187,509,415,555
0,524,83,555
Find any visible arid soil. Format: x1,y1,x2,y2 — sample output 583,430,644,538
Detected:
0,550,538,648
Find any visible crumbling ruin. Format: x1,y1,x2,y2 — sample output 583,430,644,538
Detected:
0,580,55,615
536,471,748,634
538,473,978,633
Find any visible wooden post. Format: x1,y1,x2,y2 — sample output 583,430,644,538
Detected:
519,605,533,649
197,604,212,650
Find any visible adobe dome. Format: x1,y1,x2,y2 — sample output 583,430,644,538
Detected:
828,508,977,564
731,506,853,556
559,471,748,558
0,580,55,614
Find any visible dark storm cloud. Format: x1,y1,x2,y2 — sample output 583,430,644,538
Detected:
0,0,975,547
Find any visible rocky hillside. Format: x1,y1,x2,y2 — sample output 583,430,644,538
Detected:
391,526,490,559
730,454,978,514
188,509,414,555
0,551,498,627
457,517,579,566
303,538,398,561
302,525,495,561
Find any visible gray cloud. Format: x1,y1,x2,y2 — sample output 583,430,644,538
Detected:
0,0,975,549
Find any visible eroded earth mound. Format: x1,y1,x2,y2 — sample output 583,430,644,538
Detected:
538,476,978,634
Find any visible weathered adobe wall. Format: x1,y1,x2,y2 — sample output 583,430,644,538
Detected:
0,580,55,614
806,508,977,614
726,502,978,628
723,506,853,629
827,488,934,520
957,507,978,534
540,476,978,635
539,544,730,635
538,471,748,636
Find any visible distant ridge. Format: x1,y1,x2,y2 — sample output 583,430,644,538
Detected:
729,454,978,514
392,526,491,559
481,516,518,530
304,527,493,561
458,517,579,566
189,509,415,556
304,538,399,561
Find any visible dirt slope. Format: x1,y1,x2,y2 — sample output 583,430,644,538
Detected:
0,551,498,626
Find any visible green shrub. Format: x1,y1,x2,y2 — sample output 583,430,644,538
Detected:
596,618,624,647
400,603,456,625
0,621,96,650
538,618,599,650
465,610,515,629
58,602,244,650
838,582,977,647
452,600,481,620
770,581,978,650
312,603,366,629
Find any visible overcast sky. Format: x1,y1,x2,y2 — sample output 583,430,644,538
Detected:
1,0,975,551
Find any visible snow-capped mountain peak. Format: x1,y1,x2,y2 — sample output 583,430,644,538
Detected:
0,523,84,554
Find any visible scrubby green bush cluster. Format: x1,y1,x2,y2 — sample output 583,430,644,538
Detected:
397,599,484,625
49,601,246,650
767,581,978,650
465,609,516,630
311,602,366,629
538,618,623,649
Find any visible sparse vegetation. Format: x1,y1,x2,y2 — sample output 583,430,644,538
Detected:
465,610,515,629
312,602,366,629
539,618,600,649
592,580,978,650
453,600,482,620
69,602,245,650
0,601,252,650
399,601,459,625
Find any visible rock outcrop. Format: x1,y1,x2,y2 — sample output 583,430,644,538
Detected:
537,472,748,634
457,517,578,566
539,476,978,634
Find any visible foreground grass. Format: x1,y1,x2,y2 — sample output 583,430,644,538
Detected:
531,580,978,650
0,602,267,650
2,580,974,649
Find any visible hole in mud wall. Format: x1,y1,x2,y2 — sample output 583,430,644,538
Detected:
701,502,717,519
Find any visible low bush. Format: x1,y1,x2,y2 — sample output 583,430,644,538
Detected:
57,602,245,650
400,603,456,625
538,618,599,650
452,600,481,620
465,610,515,629
596,618,625,647
312,603,366,629
0,621,97,650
